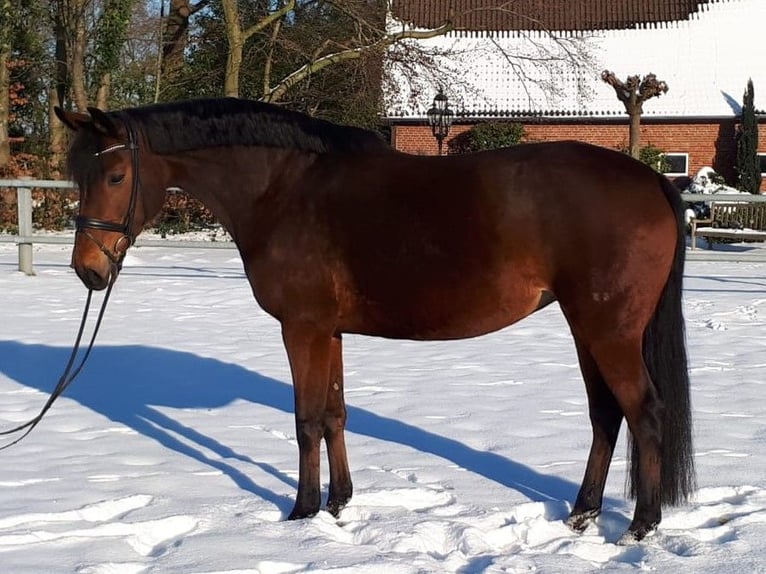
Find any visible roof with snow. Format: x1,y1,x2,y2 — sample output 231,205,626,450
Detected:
384,0,766,120
392,0,717,32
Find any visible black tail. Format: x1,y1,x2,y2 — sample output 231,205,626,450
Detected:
630,175,696,505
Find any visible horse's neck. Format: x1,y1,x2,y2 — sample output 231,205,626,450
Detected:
159,146,317,240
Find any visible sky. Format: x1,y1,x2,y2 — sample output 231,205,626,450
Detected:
0,241,764,573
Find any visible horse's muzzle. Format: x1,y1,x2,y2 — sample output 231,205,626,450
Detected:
71,241,119,291
72,228,131,291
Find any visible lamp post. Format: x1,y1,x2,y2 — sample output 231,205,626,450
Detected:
426,89,454,156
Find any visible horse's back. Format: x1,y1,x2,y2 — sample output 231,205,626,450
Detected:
268,141,680,340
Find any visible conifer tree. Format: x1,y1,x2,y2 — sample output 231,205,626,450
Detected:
737,79,762,194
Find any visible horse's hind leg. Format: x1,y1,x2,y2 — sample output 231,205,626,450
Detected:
567,337,624,532
325,334,352,516
585,336,663,541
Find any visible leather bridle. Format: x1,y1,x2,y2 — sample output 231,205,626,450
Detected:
76,120,141,272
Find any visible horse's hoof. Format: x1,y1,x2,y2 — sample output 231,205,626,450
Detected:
326,489,352,518
287,507,318,520
617,523,658,545
566,509,600,533
326,500,345,518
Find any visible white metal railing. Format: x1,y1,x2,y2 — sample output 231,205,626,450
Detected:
2,180,766,276
0,179,235,276
679,192,766,203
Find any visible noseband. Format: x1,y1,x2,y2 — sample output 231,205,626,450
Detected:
76,121,141,271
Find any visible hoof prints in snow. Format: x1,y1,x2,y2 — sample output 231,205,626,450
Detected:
323,487,766,570
0,494,198,565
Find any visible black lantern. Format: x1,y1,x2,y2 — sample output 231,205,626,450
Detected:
426,89,454,156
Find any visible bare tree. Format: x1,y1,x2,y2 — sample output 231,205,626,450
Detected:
221,0,296,98
266,14,454,104
602,70,668,159
53,0,135,111
216,1,454,101
212,0,595,122
50,1,593,119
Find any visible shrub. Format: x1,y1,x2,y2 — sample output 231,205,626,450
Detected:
617,143,671,173
448,121,526,153
639,143,672,173
33,189,78,230
151,192,218,236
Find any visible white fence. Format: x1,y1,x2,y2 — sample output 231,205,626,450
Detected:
2,180,766,275
0,179,235,275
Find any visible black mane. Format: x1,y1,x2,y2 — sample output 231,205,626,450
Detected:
114,98,388,155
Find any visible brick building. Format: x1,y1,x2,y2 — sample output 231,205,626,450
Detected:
385,0,766,190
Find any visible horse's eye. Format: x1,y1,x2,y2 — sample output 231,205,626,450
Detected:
108,173,125,185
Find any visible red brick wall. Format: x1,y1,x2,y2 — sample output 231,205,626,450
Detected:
391,119,766,191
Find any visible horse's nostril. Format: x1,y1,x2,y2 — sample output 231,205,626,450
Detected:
77,266,109,291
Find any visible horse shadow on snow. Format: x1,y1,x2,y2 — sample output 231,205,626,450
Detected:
0,341,606,516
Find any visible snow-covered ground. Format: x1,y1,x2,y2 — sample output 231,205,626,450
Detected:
0,243,764,573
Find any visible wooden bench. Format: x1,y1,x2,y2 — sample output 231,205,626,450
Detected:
690,200,766,249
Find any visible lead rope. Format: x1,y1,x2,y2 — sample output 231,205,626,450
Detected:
1,117,138,450
0,267,118,451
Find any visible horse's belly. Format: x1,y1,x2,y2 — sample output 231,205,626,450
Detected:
339,287,549,341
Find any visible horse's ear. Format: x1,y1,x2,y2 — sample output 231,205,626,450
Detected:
86,107,119,138
54,107,91,132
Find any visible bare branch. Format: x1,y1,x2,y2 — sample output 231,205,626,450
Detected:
602,69,668,109
262,18,454,103
242,0,296,44
262,16,283,96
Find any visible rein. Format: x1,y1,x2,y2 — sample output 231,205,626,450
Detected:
0,278,116,450
0,121,141,450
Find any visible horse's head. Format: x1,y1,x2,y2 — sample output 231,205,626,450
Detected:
55,106,151,291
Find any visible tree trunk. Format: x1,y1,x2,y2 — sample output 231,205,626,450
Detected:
0,0,11,167
162,0,193,89
0,45,10,168
49,86,67,172
221,0,242,98
222,0,295,99
629,111,641,159
96,73,110,109
627,88,642,159
71,3,88,111
54,1,68,109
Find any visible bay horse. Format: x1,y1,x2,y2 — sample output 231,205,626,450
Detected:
54,98,694,542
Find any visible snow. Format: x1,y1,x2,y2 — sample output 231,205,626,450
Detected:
1,243,765,573
685,167,749,196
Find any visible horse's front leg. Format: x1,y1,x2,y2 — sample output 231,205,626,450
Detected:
282,320,334,520
325,334,352,516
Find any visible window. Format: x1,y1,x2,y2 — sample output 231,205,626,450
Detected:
663,153,688,176
758,153,766,175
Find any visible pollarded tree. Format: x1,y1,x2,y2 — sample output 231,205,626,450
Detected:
602,70,668,159
736,79,761,194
